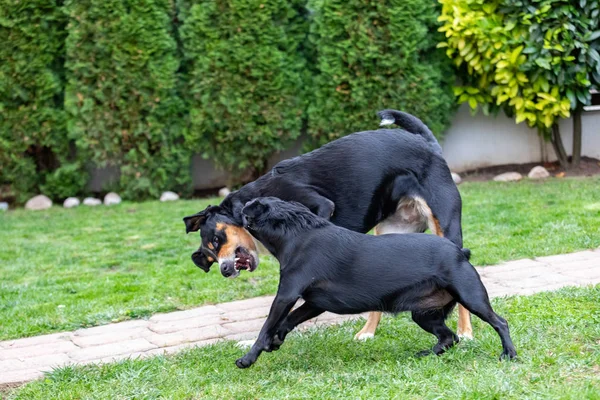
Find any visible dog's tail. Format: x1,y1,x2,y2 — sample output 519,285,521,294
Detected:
377,109,442,155
461,248,471,261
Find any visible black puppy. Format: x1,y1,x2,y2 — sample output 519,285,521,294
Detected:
234,197,517,368
184,109,475,340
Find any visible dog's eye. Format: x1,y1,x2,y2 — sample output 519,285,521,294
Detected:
212,237,220,247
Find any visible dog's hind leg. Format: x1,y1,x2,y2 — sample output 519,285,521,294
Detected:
269,302,325,351
411,302,459,357
355,197,429,341
447,262,517,360
354,312,382,341
415,196,474,341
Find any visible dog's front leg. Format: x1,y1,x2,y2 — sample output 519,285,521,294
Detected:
235,293,298,368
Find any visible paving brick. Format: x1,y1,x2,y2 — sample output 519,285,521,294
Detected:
91,339,224,365
224,331,260,342
483,265,553,280
216,296,275,312
0,340,79,361
68,338,156,362
216,307,270,323
149,305,221,323
476,259,547,277
1,332,72,349
0,368,44,385
0,353,71,373
149,315,226,334
535,251,599,264
71,327,152,347
518,283,583,296
557,267,600,281
221,318,266,334
73,320,149,337
513,273,576,289
549,259,600,274
147,325,230,347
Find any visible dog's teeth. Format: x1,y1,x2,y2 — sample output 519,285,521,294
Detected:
235,258,240,262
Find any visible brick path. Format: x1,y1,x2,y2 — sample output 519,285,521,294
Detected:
1,249,599,387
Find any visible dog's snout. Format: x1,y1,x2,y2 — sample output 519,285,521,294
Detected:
220,261,235,278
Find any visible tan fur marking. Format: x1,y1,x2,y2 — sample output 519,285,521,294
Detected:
354,312,381,340
419,290,453,309
457,305,473,338
413,197,442,237
207,243,214,250
215,222,257,258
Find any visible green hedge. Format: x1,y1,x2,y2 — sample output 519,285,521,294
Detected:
179,0,309,179
0,0,457,203
306,0,456,147
0,0,69,203
64,0,189,200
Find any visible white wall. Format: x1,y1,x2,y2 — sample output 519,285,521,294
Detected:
442,105,600,172
88,106,600,191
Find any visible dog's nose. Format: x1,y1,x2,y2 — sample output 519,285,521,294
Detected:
221,262,234,277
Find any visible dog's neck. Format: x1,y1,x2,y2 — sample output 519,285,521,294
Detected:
251,210,329,262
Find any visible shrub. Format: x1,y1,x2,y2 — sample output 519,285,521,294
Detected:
306,0,456,148
439,0,600,168
41,162,89,200
0,0,71,203
179,0,309,179
64,0,190,200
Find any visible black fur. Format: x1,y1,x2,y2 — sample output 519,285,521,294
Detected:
184,110,464,274
234,198,517,368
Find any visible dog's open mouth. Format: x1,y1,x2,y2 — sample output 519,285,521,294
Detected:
234,247,257,272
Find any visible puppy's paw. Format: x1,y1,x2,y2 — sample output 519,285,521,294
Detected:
415,349,433,358
235,356,254,369
354,332,375,341
499,348,517,361
235,340,255,349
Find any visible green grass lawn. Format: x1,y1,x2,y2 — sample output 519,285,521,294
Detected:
1,177,599,340
8,286,600,399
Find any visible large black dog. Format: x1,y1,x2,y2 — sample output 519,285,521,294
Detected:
233,197,517,368
184,110,474,340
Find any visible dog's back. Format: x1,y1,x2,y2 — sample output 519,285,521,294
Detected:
295,226,470,314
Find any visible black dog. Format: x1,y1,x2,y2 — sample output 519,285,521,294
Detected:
233,197,517,368
184,110,474,340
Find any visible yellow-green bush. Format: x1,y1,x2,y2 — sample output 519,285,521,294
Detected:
439,0,599,134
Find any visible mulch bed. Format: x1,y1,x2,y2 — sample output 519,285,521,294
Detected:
459,156,600,182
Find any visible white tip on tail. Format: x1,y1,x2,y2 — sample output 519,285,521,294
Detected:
380,118,395,126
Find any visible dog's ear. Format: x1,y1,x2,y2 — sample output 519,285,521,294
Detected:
183,205,223,233
242,199,269,219
183,207,212,233
191,249,214,272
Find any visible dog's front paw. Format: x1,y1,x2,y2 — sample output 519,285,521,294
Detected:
499,348,517,361
235,355,255,369
415,349,433,358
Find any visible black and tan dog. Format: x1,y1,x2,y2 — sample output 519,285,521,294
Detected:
184,110,474,340
233,197,516,368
